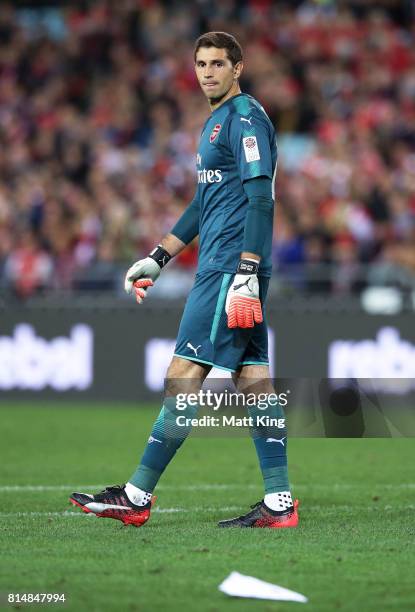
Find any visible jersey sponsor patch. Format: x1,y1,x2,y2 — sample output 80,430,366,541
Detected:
243,136,261,162
209,123,222,143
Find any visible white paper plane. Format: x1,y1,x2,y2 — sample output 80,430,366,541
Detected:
219,571,308,603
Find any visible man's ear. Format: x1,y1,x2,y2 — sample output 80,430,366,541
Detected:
234,61,243,80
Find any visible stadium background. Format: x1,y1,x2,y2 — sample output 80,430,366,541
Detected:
1,1,414,611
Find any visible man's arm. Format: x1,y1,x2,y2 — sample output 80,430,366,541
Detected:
225,175,274,328
241,175,274,263
124,193,200,302
158,233,187,258
151,190,202,258
170,192,200,246
224,110,276,328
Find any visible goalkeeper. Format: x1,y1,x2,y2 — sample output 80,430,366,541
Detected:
70,31,298,529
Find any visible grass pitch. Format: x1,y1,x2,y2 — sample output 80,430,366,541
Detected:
1,404,414,611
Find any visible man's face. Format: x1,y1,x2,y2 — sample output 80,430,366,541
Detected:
195,46,242,104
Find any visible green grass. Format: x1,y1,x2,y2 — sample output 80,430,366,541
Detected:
0,404,414,611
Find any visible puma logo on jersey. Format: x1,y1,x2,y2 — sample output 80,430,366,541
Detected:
240,116,253,126
148,436,162,444
187,342,202,356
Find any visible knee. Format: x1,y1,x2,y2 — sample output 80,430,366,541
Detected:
166,356,207,378
235,377,275,397
165,356,209,395
234,365,274,395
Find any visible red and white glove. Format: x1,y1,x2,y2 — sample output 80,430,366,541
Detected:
124,245,171,304
132,278,154,304
225,259,263,329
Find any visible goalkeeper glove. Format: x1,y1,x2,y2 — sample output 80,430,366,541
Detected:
124,245,171,303
225,259,263,329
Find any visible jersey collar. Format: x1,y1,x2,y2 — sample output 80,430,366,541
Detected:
211,92,246,116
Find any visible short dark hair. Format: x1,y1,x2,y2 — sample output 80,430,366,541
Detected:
194,31,243,66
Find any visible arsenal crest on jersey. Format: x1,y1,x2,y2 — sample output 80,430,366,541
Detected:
209,123,222,143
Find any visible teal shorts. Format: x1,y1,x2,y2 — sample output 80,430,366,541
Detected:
174,270,269,372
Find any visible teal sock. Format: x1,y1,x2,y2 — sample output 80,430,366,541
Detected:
129,397,198,492
248,403,290,493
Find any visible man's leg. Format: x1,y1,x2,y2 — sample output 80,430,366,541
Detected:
125,356,210,504
235,364,293,511
218,364,298,528
69,356,209,526
70,270,224,526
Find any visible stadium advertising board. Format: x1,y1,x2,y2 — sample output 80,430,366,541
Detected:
1,309,415,414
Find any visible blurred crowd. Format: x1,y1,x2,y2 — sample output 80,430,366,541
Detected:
0,0,414,298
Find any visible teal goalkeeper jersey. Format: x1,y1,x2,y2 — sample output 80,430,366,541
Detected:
195,92,277,277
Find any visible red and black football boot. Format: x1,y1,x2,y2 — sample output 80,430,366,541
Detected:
218,499,299,528
69,484,154,527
